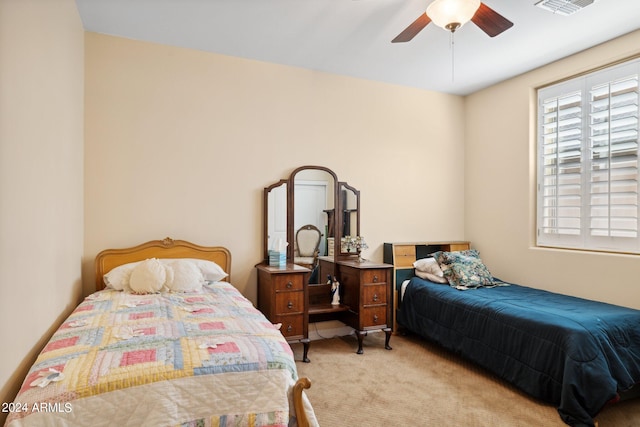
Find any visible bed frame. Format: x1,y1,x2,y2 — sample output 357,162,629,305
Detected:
94,237,311,427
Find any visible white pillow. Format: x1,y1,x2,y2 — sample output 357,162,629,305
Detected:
413,257,445,277
167,260,204,292
179,259,228,282
103,261,142,290
103,258,227,289
415,269,449,284
129,258,168,294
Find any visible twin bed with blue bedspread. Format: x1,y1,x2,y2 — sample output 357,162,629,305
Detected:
397,250,640,427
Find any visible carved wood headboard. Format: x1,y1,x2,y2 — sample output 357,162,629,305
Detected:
94,237,231,290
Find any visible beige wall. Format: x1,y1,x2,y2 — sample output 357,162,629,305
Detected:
0,0,84,420
465,30,640,310
83,33,466,302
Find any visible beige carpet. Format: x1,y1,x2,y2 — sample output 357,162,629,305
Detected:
294,331,640,427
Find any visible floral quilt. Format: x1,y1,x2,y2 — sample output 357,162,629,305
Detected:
5,282,315,427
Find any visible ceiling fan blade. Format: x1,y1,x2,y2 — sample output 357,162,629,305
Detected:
471,3,513,37
392,13,432,43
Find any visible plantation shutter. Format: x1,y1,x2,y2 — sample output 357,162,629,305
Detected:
538,80,584,248
537,58,640,253
587,70,639,250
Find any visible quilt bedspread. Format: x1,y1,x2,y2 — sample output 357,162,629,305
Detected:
6,282,315,427
398,277,640,427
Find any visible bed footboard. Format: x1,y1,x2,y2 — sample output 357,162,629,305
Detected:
293,377,312,427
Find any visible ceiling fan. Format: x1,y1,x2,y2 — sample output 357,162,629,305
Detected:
392,0,514,43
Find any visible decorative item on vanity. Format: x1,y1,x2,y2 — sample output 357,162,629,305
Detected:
344,236,368,262
268,238,288,267
331,276,341,306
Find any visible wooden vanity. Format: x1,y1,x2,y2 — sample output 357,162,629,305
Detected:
257,165,393,359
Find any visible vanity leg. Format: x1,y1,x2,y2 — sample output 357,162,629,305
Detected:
301,339,310,363
356,330,366,354
384,327,392,350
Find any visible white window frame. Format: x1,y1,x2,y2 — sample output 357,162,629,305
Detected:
536,57,640,254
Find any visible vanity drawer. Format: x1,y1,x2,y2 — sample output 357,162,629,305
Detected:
275,291,304,314
361,306,387,328
362,269,388,285
363,284,387,305
274,274,304,292
275,314,304,338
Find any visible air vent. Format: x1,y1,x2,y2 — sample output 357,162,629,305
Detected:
535,0,596,16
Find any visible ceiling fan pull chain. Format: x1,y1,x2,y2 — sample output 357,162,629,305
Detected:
450,31,455,82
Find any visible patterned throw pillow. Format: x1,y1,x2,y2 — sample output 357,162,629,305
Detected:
433,249,494,289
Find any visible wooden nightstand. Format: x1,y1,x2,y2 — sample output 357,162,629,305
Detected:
337,259,393,354
256,263,311,362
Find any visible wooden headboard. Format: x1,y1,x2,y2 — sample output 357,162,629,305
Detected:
95,237,231,290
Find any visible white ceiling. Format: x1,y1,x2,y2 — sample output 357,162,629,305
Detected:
75,0,640,96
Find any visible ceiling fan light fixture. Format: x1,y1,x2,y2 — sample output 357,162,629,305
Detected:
426,0,481,32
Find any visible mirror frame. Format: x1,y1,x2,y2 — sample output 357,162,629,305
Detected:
288,165,338,261
337,181,360,256
262,165,360,263
262,179,288,263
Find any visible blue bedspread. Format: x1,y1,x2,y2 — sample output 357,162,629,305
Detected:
397,277,640,427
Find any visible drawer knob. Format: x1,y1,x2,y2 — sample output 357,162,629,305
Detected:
287,324,293,332
287,301,294,309
373,314,379,323
373,275,378,283
372,293,378,302
286,281,293,289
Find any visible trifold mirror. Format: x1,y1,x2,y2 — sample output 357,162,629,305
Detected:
263,165,360,284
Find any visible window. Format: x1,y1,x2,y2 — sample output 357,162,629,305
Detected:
537,57,640,253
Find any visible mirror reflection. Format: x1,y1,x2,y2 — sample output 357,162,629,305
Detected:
266,180,287,256
339,183,359,252
293,169,335,260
